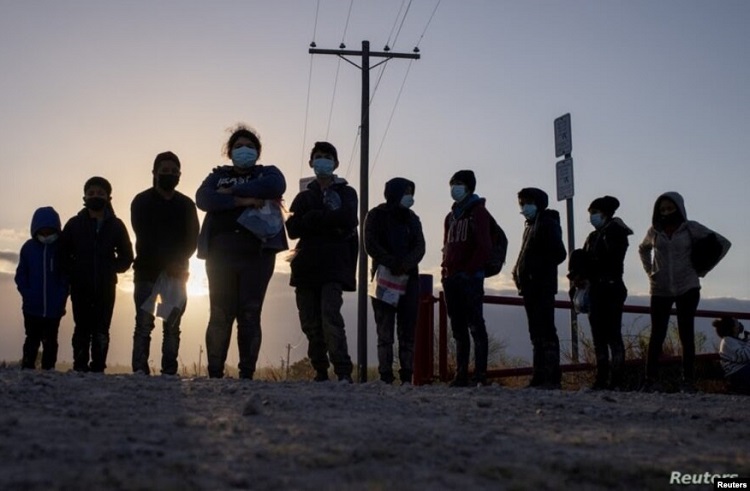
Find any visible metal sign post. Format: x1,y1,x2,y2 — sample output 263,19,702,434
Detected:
554,113,578,362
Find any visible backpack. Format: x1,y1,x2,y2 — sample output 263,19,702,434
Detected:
485,212,508,277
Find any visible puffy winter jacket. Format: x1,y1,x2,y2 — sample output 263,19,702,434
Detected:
15,207,69,318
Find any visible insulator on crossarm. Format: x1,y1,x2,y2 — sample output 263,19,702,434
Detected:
383,45,390,51
339,43,346,49
413,47,420,53
310,41,317,48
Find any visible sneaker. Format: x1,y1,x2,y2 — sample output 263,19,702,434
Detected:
338,375,353,384
590,380,609,391
313,371,329,382
449,376,469,388
380,373,395,384
640,379,663,393
679,380,698,394
471,374,489,387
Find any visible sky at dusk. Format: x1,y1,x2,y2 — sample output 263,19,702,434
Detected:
1,1,749,368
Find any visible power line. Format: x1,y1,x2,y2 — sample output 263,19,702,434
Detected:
300,0,322,174
371,60,415,178
415,0,441,48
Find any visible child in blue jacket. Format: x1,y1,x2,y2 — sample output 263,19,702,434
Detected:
15,206,69,370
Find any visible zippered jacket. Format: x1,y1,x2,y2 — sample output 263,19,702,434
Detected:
15,206,69,318
58,207,133,296
638,191,731,297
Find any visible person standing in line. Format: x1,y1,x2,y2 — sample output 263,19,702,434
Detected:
568,196,632,390
196,125,287,379
512,187,567,390
365,178,425,384
638,191,730,392
15,206,69,370
286,141,357,383
441,170,492,387
59,177,133,373
131,151,199,376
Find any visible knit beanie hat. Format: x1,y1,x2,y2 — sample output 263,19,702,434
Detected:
589,195,620,216
450,170,476,193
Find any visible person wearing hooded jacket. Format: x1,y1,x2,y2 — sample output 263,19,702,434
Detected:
569,196,632,390
638,191,731,392
286,141,357,383
196,125,287,379
59,176,134,372
442,170,492,387
365,178,426,384
513,187,567,389
15,206,69,370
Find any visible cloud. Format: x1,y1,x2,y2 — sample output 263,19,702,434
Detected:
0,250,19,275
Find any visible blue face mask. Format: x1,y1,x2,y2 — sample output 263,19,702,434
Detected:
590,212,606,229
400,194,414,209
521,204,537,220
450,185,467,202
312,158,336,177
232,147,258,168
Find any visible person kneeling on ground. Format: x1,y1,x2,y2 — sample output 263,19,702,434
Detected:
714,316,750,394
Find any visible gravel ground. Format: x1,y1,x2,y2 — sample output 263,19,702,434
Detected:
0,368,747,491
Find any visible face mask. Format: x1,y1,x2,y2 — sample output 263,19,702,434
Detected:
450,185,467,202
37,233,58,244
590,212,605,229
313,158,335,177
231,147,258,168
660,211,680,225
85,197,108,211
521,204,537,220
157,174,180,192
400,194,414,209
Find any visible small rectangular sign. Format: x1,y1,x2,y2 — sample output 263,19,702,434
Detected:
554,113,572,157
556,158,574,201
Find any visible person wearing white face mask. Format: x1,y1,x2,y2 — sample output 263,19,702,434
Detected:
15,206,70,370
441,170,493,387
568,196,632,390
512,187,567,389
286,141,358,383
195,124,288,379
364,177,426,384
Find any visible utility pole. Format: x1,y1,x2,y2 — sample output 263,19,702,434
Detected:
309,40,420,383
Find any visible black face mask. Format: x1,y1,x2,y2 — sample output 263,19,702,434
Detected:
85,197,108,211
659,211,681,226
157,174,180,192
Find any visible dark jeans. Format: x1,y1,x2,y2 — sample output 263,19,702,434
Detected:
443,275,488,380
588,281,627,386
372,274,419,382
205,250,276,379
647,287,700,382
728,364,750,393
22,314,61,370
295,283,353,378
132,280,185,375
522,291,561,385
71,285,116,372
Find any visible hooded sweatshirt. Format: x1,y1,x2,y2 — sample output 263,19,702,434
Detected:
364,178,425,277
15,207,69,318
638,191,731,297
58,205,133,296
441,193,492,279
582,216,633,284
512,188,567,295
